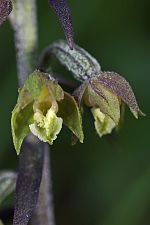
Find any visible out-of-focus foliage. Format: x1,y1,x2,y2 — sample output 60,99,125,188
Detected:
0,0,150,225
0,171,16,205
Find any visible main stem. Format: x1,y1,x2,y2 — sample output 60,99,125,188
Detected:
32,144,55,225
10,1,55,224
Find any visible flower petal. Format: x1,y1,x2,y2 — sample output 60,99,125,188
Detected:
91,108,116,137
48,0,74,49
29,107,63,145
92,72,145,118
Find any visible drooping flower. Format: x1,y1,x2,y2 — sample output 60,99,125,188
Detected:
0,0,12,26
73,71,145,137
45,40,145,138
11,70,83,154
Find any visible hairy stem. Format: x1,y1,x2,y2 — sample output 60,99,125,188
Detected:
32,144,55,225
10,0,38,86
10,1,55,224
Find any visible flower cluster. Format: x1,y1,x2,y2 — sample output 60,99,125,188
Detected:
11,40,144,154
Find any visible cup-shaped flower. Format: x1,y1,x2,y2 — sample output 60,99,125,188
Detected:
0,0,12,26
11,70,83,154
74,71,145,138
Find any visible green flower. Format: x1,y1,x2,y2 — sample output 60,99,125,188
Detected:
74,71,145,138
11,70,83,154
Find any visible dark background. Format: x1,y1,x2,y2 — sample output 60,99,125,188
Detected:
0,0,150,224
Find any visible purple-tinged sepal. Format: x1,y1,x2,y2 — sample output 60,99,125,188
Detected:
73,71,144,139
91,72,145,119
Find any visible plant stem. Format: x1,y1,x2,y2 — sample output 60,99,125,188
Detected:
10,1,55,224
32,144,55,225
10,0,38,86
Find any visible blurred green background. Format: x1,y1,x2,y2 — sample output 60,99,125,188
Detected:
0,0,150,224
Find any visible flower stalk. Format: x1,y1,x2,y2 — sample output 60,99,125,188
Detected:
10,0,38,86
10,1,55,225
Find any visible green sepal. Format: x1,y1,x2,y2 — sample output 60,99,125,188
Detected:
11,87,34,154
58,92,84,143
85,83,120,125
11,102,34,155
25,70,64,101
92,72,145,119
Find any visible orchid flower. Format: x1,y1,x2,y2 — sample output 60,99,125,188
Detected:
47,40,145,138
11,70,83,154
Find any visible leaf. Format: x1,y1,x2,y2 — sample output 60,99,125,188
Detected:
0,0,12,26
13,136,44,225
49,40,101,82
11,102,34,155
58,92,84,143
48,0,74,49
93,72,145,118
0,171,16,205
